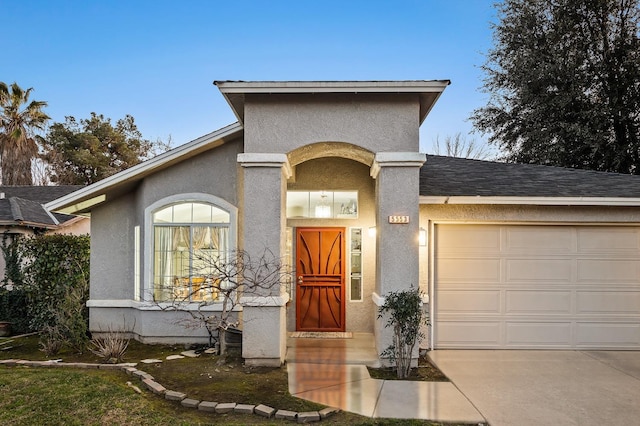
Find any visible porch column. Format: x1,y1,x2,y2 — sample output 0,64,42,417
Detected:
237,153,291,367
371,152,426,361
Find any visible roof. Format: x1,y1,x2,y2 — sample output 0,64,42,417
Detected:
420,155,640,205
214,80,450,125
48,79,640,215
47,122,244,215
0,185,83,229
0,185,84,204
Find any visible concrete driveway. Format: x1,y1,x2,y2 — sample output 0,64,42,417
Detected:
429,350,640,426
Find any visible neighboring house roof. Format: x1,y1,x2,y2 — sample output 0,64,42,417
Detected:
0,185,84,229
421,155,640,205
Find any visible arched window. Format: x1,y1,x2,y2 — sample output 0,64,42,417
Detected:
152,202,230,302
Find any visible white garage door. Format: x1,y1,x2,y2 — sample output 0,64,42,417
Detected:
434,224,640,349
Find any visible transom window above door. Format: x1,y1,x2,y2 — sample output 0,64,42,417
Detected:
286,191,358,219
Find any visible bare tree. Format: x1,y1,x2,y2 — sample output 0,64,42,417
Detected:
431,133,493,160
31,158,52,185
153,249,290,355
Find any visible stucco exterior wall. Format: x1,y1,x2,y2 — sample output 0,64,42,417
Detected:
137,138,242,213
89,306,240,345
286,157,377,333
420,204,640,223
90,192,137,301
51,217,90,235
244,94,420,153
137,138,242,292
89,139,243,342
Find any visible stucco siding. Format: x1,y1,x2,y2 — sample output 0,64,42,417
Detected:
136,139,242,291
420,204,640,223
244,94,420,154
138,137,242,210
51,217,91,235
89,139,243,340
90,192,137,301
90,307,239,344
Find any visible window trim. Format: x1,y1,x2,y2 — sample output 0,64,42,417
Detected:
143,193,237,303
348,227,364,302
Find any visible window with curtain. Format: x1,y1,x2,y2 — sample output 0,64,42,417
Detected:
153,202,230,302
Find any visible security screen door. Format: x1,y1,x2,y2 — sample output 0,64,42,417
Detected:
295,228,345,331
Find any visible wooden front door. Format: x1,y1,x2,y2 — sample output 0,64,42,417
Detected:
295,227,345,331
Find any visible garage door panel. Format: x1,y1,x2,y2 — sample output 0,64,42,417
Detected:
577,259,640,282
506,259,572,282
437,321,501,347
435,224,640,350
575,323,640,346
506,322,571,346
438,290,500,313
577,291,640,314
435,225,500,252
506,227,573,252
578,228,640,252
436,258,500,282
506,291,571,314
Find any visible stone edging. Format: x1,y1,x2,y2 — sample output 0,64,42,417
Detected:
0,359,338,423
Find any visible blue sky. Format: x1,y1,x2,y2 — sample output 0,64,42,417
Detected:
3,1,496,153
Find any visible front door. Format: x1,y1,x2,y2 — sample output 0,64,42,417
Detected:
295,227,345,331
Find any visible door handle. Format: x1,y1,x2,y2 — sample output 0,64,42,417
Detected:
298,276,303,284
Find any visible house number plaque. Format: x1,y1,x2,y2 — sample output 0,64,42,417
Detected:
388,215,410,224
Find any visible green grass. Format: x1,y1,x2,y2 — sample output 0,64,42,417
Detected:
0,368,218,426
0,335,468,425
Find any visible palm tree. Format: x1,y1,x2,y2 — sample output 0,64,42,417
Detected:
0,82,50,185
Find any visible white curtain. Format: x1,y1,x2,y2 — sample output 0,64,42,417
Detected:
154,224,230,301
154,227,173,300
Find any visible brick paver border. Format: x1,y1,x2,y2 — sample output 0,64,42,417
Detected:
0,358,339,423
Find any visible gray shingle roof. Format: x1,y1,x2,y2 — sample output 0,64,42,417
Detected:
0,185,84,204
420,155,640,198
0,186,84,228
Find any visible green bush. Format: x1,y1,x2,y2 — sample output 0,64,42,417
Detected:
378,286,428,379
1,232,90,352
0,287,30,334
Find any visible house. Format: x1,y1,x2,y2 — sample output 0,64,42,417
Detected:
47,81,640,366
0,185,89,279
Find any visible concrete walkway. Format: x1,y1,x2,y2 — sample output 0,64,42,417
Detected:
429,350,640,426
286,334,485,423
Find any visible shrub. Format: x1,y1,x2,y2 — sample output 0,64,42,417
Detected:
40,325,65,356
378,286,428,379
21,234,90,333
0,287,30,334
1,232,90,352
90,330,130,363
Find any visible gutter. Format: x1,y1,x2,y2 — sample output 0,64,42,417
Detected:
419,196,640,207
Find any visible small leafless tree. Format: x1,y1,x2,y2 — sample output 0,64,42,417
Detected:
432,133,493,160
153,249,290,356
31,157,52,185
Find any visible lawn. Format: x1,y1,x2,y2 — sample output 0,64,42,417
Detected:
0,334,466,425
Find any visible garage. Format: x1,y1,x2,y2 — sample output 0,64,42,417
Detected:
434,223,640,349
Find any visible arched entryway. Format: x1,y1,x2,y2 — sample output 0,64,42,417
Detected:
285,143,377,335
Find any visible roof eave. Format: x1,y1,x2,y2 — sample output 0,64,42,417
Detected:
214,80,451,125
0,220,58,230
47,122,244,215
420,195,640,206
